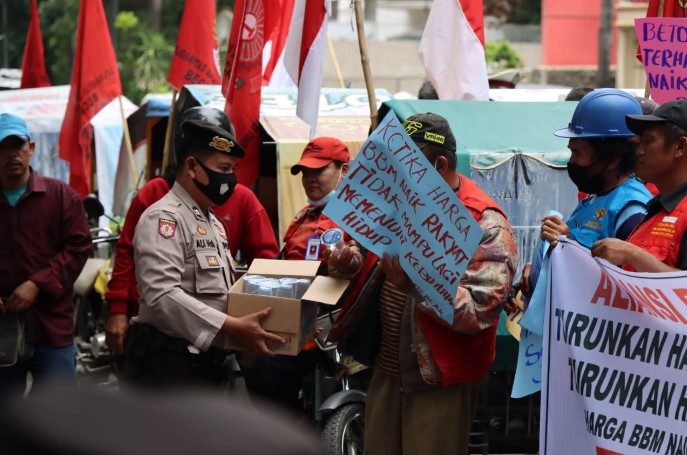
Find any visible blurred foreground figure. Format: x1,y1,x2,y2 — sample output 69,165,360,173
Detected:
0,383,327,455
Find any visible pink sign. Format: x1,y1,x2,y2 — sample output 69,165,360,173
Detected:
635,17,687,104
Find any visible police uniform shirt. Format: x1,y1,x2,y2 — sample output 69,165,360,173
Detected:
133,182,235,351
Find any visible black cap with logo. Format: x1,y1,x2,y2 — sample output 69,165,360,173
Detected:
402,113,456,152
180,119,246,158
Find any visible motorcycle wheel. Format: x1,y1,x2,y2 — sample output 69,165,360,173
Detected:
322,402,365,455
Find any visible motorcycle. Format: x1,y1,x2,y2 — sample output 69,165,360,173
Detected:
73,195,120,384
303,310,369,455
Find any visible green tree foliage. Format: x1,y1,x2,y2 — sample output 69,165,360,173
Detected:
485,41,522,69
40,0,78,84
10,0,190,102
115,11,173,103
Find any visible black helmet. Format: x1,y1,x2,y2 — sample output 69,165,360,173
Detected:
173,106,237,162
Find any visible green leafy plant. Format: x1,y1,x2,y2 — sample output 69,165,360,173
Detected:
115,11,173,103
485,41,523,69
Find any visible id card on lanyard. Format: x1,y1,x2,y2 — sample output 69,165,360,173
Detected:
305,233,321,260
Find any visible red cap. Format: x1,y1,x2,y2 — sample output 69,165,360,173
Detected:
290,137,350,175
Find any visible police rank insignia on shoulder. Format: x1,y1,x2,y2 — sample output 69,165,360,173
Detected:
207,256,219,267
159,219,177,239
196,225,207,235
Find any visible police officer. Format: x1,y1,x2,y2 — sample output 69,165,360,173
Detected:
124,115,284,389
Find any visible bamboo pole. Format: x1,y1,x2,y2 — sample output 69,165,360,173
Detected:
161,89,178,173
326,33,346,89
118,96,139,189
644,0,666,98
353,0,377,130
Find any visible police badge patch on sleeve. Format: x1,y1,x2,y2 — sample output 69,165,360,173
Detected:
159,218,177,239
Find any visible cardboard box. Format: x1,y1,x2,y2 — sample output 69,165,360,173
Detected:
226,259,350,356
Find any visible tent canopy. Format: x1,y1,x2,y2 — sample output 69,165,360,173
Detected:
379,100,577,172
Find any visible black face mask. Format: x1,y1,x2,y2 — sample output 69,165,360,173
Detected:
193,159,237,206
567,159,608,195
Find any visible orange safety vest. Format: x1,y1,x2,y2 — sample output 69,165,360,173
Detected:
418,175,508,385
623,195,687,271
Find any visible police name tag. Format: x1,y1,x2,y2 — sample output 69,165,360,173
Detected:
305,234,321,261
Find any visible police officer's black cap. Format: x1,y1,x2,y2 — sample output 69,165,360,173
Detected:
180,119,246,158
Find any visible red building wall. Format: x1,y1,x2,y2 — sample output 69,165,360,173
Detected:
542,0,628,66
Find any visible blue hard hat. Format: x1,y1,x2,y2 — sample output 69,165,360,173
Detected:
554,88,642,138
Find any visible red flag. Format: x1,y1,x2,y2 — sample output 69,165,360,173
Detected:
637,0,687,60
59,0,122,197
20,0,50,88
223,0,280,186
646,0,687,18
283,0,330,136
261,0,295,86
167,0,221,90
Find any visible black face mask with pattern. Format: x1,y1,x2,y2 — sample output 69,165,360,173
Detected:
193,160,237,206
567,158,608,195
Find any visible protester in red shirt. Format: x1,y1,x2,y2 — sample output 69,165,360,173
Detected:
0,113,91,398
243,137,361,411
281,137,358,268
104,107,279,354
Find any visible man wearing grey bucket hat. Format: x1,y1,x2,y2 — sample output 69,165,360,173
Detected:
593,99,687,272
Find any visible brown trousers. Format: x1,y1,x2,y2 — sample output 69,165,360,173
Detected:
363,370,482,455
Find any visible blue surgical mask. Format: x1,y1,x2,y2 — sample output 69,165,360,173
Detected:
308,190,336,207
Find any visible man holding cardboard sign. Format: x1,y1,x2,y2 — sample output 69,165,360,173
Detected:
324,112,518,455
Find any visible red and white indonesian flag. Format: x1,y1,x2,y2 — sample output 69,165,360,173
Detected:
262,0,296,86
418,0,489,100
283,0,331,137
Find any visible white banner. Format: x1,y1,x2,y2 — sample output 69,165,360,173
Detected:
541,239,687,455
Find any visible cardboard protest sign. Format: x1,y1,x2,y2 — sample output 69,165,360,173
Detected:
540,238,687,454
635,17,687,104
323,111,483,323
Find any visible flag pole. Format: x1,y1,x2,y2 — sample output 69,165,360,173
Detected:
161,89,178,173
118,96,139,189
326,33,346,89
644,0,666,98
353,0,377,130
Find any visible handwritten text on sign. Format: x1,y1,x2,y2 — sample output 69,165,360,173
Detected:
323,111,483,323
635,17,687,104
